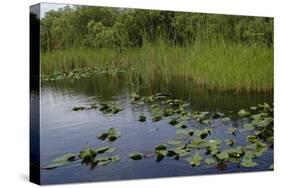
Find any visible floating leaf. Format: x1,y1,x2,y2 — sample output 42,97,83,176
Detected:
152,115,162,122
238,109,250,117
138,115,146,122
167,140,182,146
169,118,179,125
216,151,229,161
188,153,203,167
72,106,86,111
97,128,122,142
97,132,108,140
225,139,236,146
129,152,144,160
96,146,116,154
247,135,258,143
79,148,97,163
202,119,211,125
243,123,254,131
241,158,258,167
205,158,216,165
43,153,77,170
155,144,167,151
221,117,231,123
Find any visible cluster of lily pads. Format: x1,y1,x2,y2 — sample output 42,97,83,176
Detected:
43,145,120,170
72,102,123,116
128,93,273,169
41,67,126,81
44,92,273,171
43,127,121,170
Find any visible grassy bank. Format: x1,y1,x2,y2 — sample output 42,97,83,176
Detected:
41,39,273,92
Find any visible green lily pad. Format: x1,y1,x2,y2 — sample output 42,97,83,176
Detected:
72,106,86,111
247,135,258,143
152,115,162,122
96,146,116,154
155,144,167,151
221,117,231,123
213,112,224,119
238,109,250,117
79,148,97,163
241,158,258,167
205,158,216,165
97,132,108,140
138,115,146,122
97,128,122,142
167,140,182,146
129,152,143,160
169,118,179,125
216,151,229,161
225,139,236,146
43,153,77,170
188,153,203,167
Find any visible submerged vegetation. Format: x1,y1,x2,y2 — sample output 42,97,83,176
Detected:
40,5,273,92
43,92,273,171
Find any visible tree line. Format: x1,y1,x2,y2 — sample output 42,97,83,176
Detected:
40,5,273,52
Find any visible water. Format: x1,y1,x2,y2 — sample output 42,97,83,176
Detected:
39,75,273,184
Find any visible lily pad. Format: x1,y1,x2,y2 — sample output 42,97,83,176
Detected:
152,115,162,122
72,106,86,111
155,144,167,151
221,117,231,123
241,158,258,168
225,139,236,146
138,115,146,122
238,109,250,117
167,140,182,146
188,153,203,167
205,158,216,165
169,118,179,126
129,152,143,160
97,128,122,142
79,148,97,163
216,151,229,161
43,153,77,170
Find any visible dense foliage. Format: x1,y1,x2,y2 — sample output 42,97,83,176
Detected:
40,5,273,52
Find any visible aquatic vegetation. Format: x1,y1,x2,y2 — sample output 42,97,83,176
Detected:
41,67,127,81
97,128,122,142
138,115,146,122
188,153,203,167
44,92,273,172
72,102,123,116
129,152,144,160
43,146,119,170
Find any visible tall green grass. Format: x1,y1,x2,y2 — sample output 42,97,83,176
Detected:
41,39,273,92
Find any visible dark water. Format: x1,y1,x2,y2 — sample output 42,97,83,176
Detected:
40,75,273,184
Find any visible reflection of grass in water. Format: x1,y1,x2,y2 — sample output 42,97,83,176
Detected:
42,39,273,92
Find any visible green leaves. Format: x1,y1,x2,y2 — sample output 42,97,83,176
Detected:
43,153,77,170
188,153,203,167
205,158,216,165
241,158,258,168
238,109,250,117
138,115,146,122
96,155,120,166
129,152,144,160
97,128,122,142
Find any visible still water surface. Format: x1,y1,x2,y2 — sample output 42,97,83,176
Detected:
40,75,273,184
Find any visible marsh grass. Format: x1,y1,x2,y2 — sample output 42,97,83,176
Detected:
41,39,273,92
